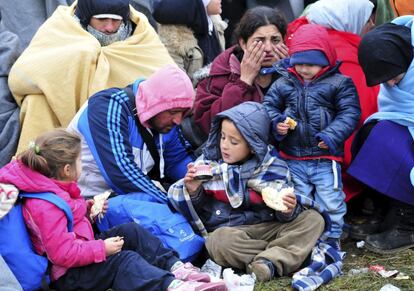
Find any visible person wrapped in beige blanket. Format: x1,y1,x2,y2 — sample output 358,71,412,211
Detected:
8,0,174,154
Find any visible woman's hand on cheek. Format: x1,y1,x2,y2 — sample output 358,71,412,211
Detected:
240,41,265,85
273,43,289,61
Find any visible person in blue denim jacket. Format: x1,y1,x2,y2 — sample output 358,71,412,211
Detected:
263,23,361,249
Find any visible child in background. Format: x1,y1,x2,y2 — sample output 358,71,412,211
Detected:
263,24,361,249
169,102,324,282
0,129,225,291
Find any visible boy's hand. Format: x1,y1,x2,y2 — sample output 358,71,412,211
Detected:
281,192,297,216
184,163,203,196
276,122,290,135
318,141,329,149
104,236,124,256
240,41,265,85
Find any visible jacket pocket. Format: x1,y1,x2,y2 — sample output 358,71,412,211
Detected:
320,107,334,130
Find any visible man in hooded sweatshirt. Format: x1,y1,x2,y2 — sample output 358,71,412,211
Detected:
67,64,194,201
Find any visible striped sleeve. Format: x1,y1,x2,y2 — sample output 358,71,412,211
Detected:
87,89,167,202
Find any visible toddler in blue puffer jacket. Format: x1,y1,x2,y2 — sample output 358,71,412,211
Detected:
263,23,361,249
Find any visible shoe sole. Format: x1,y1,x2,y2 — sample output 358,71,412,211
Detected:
366,243,414,255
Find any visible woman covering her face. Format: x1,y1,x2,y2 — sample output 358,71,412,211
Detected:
193,6,289,137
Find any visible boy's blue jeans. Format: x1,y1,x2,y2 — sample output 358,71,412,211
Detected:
286,159,346,239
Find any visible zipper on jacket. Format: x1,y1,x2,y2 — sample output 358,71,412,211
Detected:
298,84,308,151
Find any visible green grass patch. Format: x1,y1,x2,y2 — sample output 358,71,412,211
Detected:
254,241,414,290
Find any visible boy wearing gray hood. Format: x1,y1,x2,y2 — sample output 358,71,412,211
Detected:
168,102,324,282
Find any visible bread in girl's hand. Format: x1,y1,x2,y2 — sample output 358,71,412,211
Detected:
90,190,111,220
262,186,294,211
284,117,297,130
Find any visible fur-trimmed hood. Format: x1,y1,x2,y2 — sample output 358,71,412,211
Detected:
157,24,199,56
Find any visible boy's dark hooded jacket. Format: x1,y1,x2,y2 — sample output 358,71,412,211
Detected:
168,102,297,234
263,24,361,157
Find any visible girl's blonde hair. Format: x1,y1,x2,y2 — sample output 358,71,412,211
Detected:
17,129,81,179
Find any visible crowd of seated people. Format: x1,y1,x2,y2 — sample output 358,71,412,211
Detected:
0,0,413,290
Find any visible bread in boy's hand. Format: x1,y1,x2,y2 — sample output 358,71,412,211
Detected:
262,186,294,211
284,117,297,130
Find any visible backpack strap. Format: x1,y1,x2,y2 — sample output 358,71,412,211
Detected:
19,192,73,232
124,84,162,181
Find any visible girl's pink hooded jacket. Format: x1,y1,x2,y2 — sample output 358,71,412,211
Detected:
0,161,106,281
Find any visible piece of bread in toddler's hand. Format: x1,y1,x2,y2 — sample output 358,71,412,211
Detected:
284,117,297,130
90,190,111,220
262,186,294,211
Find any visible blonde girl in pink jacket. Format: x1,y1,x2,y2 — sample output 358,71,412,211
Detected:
0,129,226,291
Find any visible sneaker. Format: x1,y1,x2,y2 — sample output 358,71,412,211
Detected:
200,259,223,280
247,259,275,282
172,262,211,282
167,280,227,291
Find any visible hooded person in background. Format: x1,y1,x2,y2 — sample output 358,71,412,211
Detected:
8,0,173,155
153,0,227,85
348,18,414,254
74,0,132,46
0,0,74,168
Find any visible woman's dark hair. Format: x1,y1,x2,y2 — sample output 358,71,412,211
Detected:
233,6,287,45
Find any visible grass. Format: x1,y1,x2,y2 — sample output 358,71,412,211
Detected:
254,241,414,290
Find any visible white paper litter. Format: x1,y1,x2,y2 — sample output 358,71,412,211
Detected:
356,240,365,248
379,283,401,291
222,268,255,291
